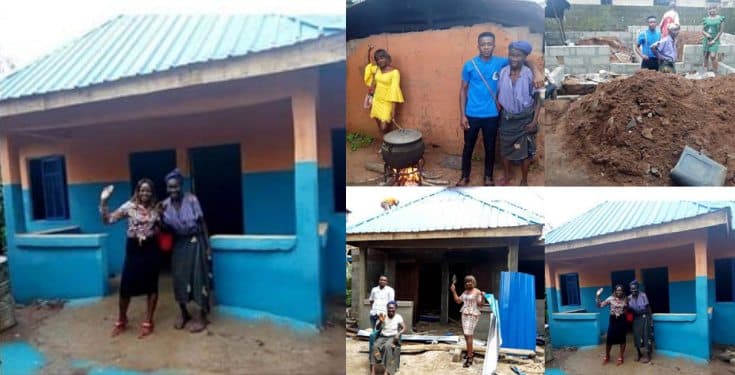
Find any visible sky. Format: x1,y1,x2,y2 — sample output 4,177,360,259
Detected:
348,187,735,231
0,0,345,71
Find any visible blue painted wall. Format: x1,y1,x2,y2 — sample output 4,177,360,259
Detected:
243,168,345,297
669,280,696,313
549,312,600,347
713,302,735,345
652,314,702,359
11,234,108,303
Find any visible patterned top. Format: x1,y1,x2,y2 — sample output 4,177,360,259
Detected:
161,193,204,236
102,201,160,239
600,295,627,317
460,290,482,316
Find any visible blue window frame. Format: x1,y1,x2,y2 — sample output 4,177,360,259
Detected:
560,273,581,306
29,156,69,220
715,258,735,302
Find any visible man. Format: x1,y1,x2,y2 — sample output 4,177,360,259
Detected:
458,32,541,187
370,301,405,375
651,23,680,73
636,16,662,71
628,281,653,363
369,275,395,328
660,1,680,39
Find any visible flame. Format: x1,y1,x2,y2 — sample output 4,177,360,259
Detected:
395,167,421,186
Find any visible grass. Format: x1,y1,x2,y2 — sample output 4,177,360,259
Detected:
347,132,374,151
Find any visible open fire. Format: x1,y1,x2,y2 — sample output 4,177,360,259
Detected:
395,167,421,186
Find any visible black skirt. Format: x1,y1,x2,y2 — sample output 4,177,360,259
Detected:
120,237,161,297
606,314,627,345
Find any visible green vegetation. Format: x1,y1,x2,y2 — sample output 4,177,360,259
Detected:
347,132,374,151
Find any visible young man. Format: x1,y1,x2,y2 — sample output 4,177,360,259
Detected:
651,23,680,73
497,41,541,186
636,16,661,71
458,32,540,187
368,275,395,328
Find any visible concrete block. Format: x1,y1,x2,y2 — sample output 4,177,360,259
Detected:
718,62,735,75
575,46,599,56
675,62,686,72
589,55,612,65
610,63,640,75
565,56,586,66
547,46,570,57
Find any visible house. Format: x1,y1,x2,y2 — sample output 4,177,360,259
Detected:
545,201,735,361
345,0,545,153
0,14,346,329
347,188,545,333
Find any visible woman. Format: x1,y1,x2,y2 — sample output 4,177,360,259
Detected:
702,5,725,73
596,285,628,366
660,2,679,39
451,275,484,367
364,48,404,141
100,179,161,338
497,41,541,186
161,169,213,333
370,301,404,375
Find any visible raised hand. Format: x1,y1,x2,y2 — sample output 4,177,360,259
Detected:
450,283,456,293
100,185,115,202
596,288,604,296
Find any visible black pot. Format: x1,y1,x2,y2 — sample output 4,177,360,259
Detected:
381,129,425,169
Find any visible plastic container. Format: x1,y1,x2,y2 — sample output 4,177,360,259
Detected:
670,146,727,186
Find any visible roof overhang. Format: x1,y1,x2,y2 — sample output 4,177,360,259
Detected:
545,210,731,254
0,33,345,119
347,224,543,242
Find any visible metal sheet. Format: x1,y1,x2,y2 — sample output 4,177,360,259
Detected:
499,271,536,351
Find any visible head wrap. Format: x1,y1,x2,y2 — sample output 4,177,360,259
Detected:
668,23,680,31
165,168,184,183
629,280,640,287
509,40,533,55
386,300,397,308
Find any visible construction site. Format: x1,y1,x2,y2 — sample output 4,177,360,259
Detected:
544,2,735,186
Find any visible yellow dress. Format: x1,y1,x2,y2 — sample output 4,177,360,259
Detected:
364,63,404,122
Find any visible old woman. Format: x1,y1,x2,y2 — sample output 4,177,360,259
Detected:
497,40,541,186
161,169,213,333
628,280,653,363
370,301,404,375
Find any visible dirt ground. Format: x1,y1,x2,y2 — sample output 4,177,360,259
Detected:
0,275,345,374
345,338,544,375
346,128,546,187
545,70,735,186
547,337,733,375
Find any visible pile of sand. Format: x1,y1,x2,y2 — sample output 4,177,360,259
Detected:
561,69,735,185
576,37,633,63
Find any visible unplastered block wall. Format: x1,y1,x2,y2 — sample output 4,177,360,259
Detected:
545,45,611,74
346,23,543,152
546,5,735,40
681,44,735,71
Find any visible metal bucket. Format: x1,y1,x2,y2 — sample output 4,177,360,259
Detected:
0,256,17,332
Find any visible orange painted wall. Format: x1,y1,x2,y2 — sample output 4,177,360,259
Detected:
346,24,544,152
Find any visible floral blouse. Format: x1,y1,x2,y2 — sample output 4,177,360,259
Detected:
101,201,160,239
460,290,483,316
600,295,627,317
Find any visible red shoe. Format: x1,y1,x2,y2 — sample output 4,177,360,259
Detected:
138,321,154,339
617,357,624,366
602,356,610,365
111,319,127,337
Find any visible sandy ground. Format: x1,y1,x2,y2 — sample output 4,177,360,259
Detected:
1,275,345,374
346,139,545,187
543,99,598,186
547,336,733,375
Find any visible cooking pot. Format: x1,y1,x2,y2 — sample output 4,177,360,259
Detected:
381,128,425,169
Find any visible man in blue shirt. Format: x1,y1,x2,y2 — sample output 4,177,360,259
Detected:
636,16,661,71
458,32,540,186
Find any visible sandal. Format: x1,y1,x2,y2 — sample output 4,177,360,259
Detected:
138,321,154,339
483,176,495,186
111,319,127,337
463,356,473,368
455,177,470,187
174,315,191,330
617,357,624,366
602,355,610,365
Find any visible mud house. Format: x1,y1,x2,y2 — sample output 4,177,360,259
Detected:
347,189,545,332
545,201,735,361
346,0,545,153
0,14,346,328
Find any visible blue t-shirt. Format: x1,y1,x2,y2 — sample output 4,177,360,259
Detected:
462,55,509,118
637,29,661,58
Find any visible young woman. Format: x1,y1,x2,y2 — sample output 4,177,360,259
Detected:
596,285,629,366
703,5,725,73
364,48,404,141
450,275,484,367
100,179,161,338
161,169,213,333
497,41,541,186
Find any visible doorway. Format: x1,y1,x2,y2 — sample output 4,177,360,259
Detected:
189,144,244,235
611,269,636,294
641,267,670,313
129,149,176,201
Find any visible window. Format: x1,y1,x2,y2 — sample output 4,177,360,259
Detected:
29,156,69,220
560,273,581,306
331,128,346,212
715,258,735,302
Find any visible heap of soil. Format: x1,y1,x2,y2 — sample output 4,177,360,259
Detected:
676,31,703,62
576,37,633,63
561,69,735,185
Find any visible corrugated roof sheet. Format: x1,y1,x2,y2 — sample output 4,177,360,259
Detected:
0,14,345,101
347,189,542,234
545,201,734,245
